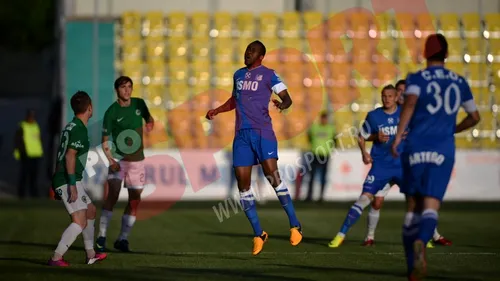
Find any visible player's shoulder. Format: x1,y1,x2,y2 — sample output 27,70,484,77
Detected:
369,107,385,116
234,67,247,76
105,101,119,113
131,97,145,105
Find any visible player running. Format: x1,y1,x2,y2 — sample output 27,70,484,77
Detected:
95,76,154,253
48,91,107,266
391,34,480,280
328,84,403,248
358,79,452,248
206,40,302,255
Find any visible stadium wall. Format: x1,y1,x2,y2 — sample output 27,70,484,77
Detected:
66,0,500,17
81,149,500,202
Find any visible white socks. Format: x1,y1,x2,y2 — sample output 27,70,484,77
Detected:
53,223,83,260
366,208,380,240
98,210,113,237
433,228,442,241
119,214,136,241
355,194,372,209
82,219,95,257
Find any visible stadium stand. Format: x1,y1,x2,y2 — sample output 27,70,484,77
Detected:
116,11,499,150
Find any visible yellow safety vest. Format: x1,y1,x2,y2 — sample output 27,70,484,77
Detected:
14,121,43,159
309,123,336,157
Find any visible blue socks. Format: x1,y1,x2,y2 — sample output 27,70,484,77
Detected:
338,194,371,236
418,209,438,243
275,182,301,228
402,212,420,275
239,189,263,237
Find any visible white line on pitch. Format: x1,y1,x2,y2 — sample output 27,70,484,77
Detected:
164,252,499,256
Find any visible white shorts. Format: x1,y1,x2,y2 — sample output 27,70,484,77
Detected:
108,160,146,189
55,182,92,214
374,183,392,197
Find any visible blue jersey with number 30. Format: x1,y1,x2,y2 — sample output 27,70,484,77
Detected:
404,66,475,154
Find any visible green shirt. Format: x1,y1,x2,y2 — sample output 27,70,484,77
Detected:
102,98,151,162
52,117,89,188
309,123,336,157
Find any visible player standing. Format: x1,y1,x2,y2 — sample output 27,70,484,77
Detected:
95,76,154,252
358,79,452,247
49,91,107,266
391,34,480,280
206,40,302,255
328,84,403,248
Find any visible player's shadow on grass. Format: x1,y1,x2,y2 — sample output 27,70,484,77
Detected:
0,257,47,266
0,240,85,251
202,232,396,247
272,264,483,281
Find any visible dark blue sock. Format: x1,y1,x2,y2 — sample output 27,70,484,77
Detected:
418,209,438,243
339,203,363,235
275,182,300,228
240,189,263,236
402,212,420,276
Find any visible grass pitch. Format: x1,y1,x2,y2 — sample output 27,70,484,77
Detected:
1,200,499,281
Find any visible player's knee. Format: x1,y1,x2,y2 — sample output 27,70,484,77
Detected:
371,198,384,210
86,204,97,220
71,211,88,229
128,198,141,211
356,193,373,209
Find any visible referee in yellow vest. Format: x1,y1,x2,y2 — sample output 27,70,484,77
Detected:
306,112,336,202
14,109,44,198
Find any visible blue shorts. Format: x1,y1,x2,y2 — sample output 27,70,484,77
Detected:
401,151,455,201
233,129,278,167
362,165,403,196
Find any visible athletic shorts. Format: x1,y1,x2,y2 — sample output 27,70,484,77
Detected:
362,165,402,197
233,129,278,167
401,151,454,201
108,160,146,189
55,181,91,214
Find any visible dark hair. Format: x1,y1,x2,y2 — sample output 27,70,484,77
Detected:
424,33,448,62
114,76,133,90
381,84,396,94
395,79,406,88
71,91,92,115
251,40,266,56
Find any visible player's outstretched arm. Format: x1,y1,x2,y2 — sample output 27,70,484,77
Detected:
206,96,236,120
65,148,78,203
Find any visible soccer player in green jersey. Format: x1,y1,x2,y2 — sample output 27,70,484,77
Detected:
96,76,154,252
48,91,107,266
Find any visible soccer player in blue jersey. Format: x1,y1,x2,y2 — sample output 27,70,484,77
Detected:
328,84,404,248
206,40,302,255
391,34,480,280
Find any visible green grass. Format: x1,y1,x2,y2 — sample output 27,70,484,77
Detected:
1,200,499,281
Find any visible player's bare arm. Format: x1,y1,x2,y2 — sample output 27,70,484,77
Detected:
65,148,78,203
456,110,480,133
392,94,418,157
206,96,236,120
145,115,154,132
102,135,120,172
357,134,372,165
272,90,292,111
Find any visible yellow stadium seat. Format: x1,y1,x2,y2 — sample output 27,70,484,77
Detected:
285,108,308,137
374,37,394,62
350,11,371,38
235,12,255,38
191,12,210,38
259,12,279,38
462,13,481,37
167,39,189,61
326,35,349,63
485,13,500,39
190,61,211,87
353,86,375,107
306,38,326,63
282,66,304,88
352,38,373,63
122,44,142,61
290,133,310,151
439,13,460,38
468,63,488,93
416,13,437,39
353,62,374,85
282,38,304,62
168,110,194,148
145,39,165,62
287,85,306,109
144,108,168,149
167,12,188,38
446,62,465,76
398,63,421,79
398,37,418,63
168,60,189,85
303,11,323,39
146,60,166,85
167,84,190,107
144,84,166,106
374,13,391,38
282,11,301,38
327,12,347,39
143,11,165,38
489,39,500,64
121,33,142,46
214,39,235,63
375,62,398,88
121,11,142,35
394,13,415,38
213,12,233,39
446,38,464,62
465,37,485,63
214,63,235,89
122,60,143,82
334,110,356,148
330,62,351,87
191,38,211,61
